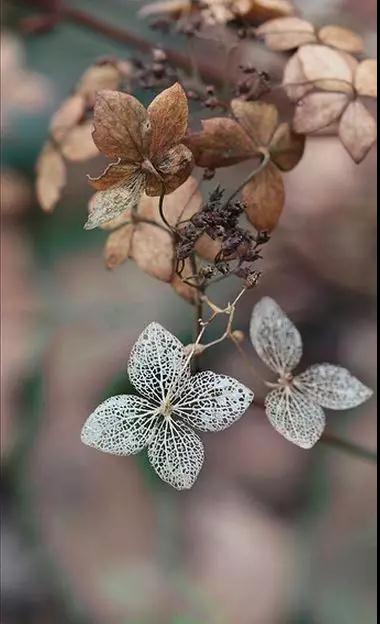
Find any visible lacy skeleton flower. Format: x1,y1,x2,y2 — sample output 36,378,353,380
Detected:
81,322,253,489
250,297,373,449
84,82,194,229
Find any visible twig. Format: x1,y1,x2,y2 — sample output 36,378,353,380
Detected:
320,433,377,464
223,149,271,207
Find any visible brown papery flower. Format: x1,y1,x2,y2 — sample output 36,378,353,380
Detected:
84,82,194,229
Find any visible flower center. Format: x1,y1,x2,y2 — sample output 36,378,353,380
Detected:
141,159,162,179
159,398,174,419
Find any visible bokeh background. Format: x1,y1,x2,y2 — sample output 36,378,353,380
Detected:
1,1,377,623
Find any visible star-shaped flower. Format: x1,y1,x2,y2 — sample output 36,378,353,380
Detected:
84,82,194,230
250,297,373,448
81,322,254,489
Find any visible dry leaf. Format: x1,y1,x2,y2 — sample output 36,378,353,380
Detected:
131,222,174,282
36,143,66,212
293,92,349,134
318,25,363,54
50,94,86,143
171,258,197,304
298,44,354,94
231,99,278,146
339,100,377,163
269,122,305,171
283,52,313,102
184,118,256,168
256,17,316,51
355,59,377,98
147,82,188,157
60,121,99,161
104,223,134,269
243,161,285,231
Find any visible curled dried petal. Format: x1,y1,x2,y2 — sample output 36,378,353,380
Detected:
145,143,194,196
88,160,139,191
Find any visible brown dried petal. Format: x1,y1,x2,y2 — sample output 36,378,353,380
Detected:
50,94,86,143
139,0,191,18
104,223,134,269
355,59,377,98
184,118,255,168
293,92,349,134
283,52,313,102
88,160,139,191
270,122,305,171
131,222,174,282
92,90,149,161
318,25,363,54
298,44,354,94
36,143,66,212
171,259,197,304
237,0,295,23
60,121,99,162
145,144,194,196
256,17,316,51
231,99,278,147
84,176,145,230
243,161,285,232
147,82,189,158
77,63,123,105
339,100,377,163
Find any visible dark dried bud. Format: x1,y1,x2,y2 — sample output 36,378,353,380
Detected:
203,168,215,180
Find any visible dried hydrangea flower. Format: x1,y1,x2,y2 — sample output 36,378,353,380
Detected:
250,297,373,449
81,322,253,489
84,82,194,229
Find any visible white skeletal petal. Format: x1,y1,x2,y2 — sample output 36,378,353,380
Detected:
148,418,204,490
250,297,303,375
128,322,190,404
174,371,254,432
81,394,158,455
84,174,144,230
265,386,325,449
294,364,373,410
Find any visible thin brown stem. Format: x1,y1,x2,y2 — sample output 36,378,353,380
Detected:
223,149,271,207
320,433,377,464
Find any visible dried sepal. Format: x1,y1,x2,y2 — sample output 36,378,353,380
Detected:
145,143,194,196
49,94,86,143
269,122,305,171
92,90,149,160
60,121,99,162
256,17,316,51
230,99,278,146
88,160,139,191
318,25,364,55
339,101,377,163
77,61,130,106
298,44,354,94
36,143,66,213
131,222,175,282
147,82,189,158
85,177,145,230
104,223,134,269
293,92,349,134
355,59,377,98
283,52,313,102
184,118,256,168
243,161,285,232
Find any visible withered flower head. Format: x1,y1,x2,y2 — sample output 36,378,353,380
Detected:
85,82,194,229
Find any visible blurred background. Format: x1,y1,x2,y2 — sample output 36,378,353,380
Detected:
1,1,377,623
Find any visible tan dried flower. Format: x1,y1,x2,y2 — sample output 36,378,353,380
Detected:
283,45,377,162
84,82,194,229
185,100,305,231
